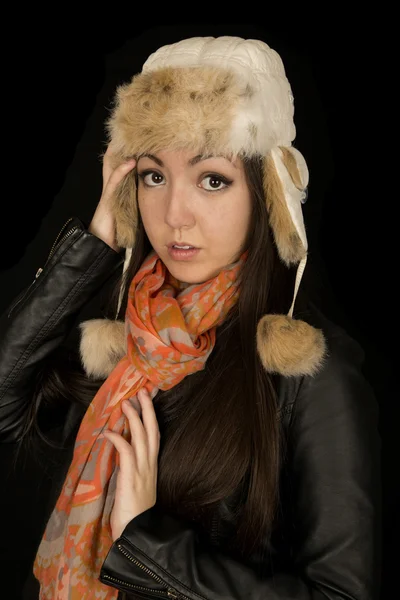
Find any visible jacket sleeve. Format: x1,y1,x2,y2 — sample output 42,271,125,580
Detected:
99,330,382,599
0,218,123,443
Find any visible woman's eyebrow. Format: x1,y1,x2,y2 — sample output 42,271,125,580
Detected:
138,153,164,167
189,154,238,168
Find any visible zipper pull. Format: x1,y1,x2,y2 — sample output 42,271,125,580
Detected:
35,268,43,278
167,589,179,599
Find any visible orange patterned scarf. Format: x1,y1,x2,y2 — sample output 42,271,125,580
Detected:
33,249,245,599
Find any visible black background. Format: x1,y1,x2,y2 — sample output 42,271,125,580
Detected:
0,14,395,598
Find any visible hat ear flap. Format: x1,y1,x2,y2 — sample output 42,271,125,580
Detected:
112,167,138,249
256,146,327,377
263,147,307,267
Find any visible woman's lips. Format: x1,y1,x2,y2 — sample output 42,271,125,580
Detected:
167,246,201,261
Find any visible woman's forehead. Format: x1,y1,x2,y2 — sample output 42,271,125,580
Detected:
137,149,241,169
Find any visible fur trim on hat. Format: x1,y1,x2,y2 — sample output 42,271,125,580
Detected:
113,171,138,249
107,67,244,161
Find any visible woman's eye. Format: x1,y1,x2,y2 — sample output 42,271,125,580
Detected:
139,171,164,187
201,174,231,191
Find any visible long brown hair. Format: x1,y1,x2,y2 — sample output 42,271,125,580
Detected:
111,154,297,557
26,154,298,563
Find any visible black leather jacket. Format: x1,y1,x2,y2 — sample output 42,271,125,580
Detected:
0,219,381,599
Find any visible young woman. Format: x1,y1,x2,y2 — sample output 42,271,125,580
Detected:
0,36,381,599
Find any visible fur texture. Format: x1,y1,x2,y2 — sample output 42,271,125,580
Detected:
107,67,241,161
256,315,327,377
263,152,307,266
113,170,138,249
79,312,328,380
79,319,126,379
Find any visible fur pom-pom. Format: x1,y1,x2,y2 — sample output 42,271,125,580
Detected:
79,319,126,379
256,314,327,377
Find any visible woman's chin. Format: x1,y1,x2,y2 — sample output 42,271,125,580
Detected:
162,254,219,285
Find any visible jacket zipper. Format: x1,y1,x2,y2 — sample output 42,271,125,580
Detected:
36,219,79,278
7,218,78,318
101,572,175,597
45,217,77,264
110,542,192,599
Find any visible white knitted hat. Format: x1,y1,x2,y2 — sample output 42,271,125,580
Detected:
80,36,327,379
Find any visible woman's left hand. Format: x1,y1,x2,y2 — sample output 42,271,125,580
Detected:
104,388,161,541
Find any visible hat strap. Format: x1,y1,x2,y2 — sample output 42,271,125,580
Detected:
288,254,307,318
116,247,132,316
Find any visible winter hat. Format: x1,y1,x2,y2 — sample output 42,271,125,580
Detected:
80,36,327,379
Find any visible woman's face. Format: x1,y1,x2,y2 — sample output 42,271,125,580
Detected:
137,149,252,283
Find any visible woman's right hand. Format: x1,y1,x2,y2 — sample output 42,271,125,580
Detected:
88,145,136,252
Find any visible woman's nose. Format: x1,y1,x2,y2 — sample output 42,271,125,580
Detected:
164,186,195,230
